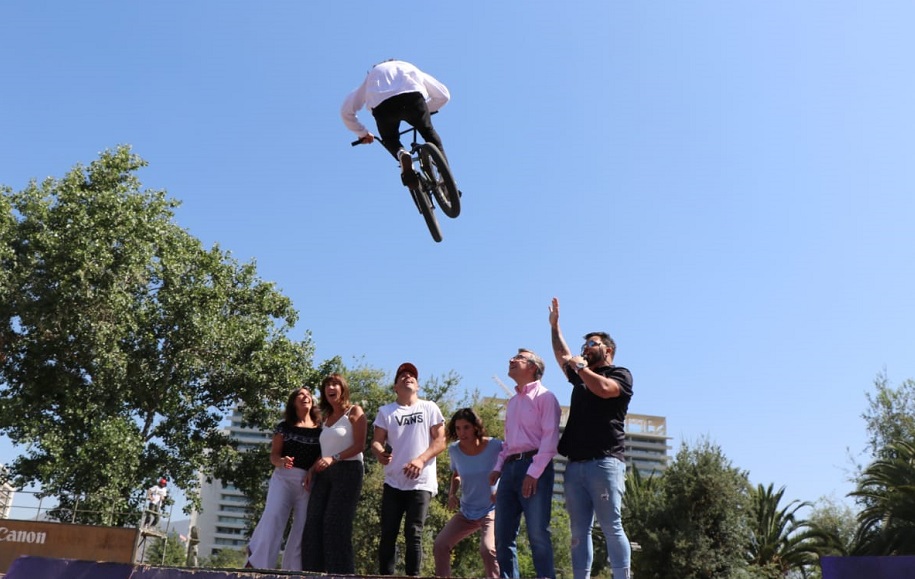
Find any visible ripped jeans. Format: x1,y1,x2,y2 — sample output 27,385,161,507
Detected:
563,457,630,579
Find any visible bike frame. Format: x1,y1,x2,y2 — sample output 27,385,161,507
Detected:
351,112,458,242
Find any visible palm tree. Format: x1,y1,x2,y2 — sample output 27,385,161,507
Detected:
747,483,817,577
622,467,662,575
850,439,915,555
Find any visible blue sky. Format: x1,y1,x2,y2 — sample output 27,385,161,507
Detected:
2,1,914,514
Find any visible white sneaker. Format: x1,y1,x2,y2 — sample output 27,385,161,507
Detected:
399,150,418,186
399,149,412,171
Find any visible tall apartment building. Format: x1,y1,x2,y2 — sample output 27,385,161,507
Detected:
194,408,272,558
552,411,670,500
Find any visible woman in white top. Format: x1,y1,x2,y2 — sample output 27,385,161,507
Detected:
301,373,366,574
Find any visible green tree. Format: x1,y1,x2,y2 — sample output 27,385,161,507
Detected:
850,440,915,555
0,146,314,524
861,372,915,461
807,497,857,555
623,467,662,576
632,437,754,579
144,531,189,566
199,547,247,568
747,483,816,578
841,372,915,558
800,497,859,579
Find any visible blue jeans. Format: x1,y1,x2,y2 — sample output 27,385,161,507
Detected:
564,457,630,579
495,458,555,579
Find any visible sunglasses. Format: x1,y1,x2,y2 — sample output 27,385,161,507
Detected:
581,339,602,353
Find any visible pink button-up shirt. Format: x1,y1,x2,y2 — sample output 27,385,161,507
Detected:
494,380,560,479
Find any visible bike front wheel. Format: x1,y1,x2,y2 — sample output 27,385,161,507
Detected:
418,144,460,219
411,185,443,243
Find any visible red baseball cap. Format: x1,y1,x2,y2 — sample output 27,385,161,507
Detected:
395,362,418,382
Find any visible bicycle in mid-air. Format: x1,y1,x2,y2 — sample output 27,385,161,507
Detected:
352,117,460,243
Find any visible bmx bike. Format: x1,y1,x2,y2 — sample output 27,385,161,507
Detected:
352,118,460,243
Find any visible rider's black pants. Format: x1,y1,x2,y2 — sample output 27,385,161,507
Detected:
371,91,445,160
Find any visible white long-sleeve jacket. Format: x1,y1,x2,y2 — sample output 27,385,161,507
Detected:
341,60,450,137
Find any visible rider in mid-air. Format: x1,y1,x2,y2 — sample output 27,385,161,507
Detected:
341,59,450,186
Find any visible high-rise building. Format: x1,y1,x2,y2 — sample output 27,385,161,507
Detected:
552,411,670,500
194,408,272,558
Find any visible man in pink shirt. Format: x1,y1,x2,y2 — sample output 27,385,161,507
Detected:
488,349,560,579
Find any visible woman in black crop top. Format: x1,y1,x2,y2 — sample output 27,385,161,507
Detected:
245,387,321,570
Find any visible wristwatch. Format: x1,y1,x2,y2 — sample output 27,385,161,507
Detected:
574,361,588,373
332,453,341,461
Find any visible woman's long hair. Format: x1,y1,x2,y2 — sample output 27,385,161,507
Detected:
318,373,352,418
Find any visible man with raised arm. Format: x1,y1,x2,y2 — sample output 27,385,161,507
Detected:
371,362,446,576
488,348,560,579
549,297,634,579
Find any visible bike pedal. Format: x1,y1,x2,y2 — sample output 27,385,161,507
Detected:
401,171,419,187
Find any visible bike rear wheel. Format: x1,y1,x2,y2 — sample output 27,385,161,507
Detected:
411,185,443,243
418,144,460,219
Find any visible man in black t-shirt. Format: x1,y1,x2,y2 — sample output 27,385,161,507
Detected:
549,297,633,579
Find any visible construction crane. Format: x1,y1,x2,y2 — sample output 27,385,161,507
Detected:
492,375,513,398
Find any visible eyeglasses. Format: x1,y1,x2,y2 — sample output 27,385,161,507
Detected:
581,339,602,353
510,354,534,363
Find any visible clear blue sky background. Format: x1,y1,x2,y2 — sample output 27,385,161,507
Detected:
2,1,914,514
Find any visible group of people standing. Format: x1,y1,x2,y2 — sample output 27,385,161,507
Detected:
244,297,634,579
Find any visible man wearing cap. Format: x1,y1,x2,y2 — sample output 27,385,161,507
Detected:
143,478,168,528
371,362,446,576
549,297,633,579
488,349,560,579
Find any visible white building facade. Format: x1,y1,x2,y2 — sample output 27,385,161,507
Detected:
194,409,272,558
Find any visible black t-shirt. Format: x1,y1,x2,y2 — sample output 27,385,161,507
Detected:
557,364,633,461
274,422,322,470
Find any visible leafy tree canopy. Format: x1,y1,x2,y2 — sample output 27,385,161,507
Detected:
144,531,190,566
861,370,915,461
851,440,915,555
0,146,315,523
629,437,755,579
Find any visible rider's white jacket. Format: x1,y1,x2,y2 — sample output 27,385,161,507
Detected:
341,60,450,137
